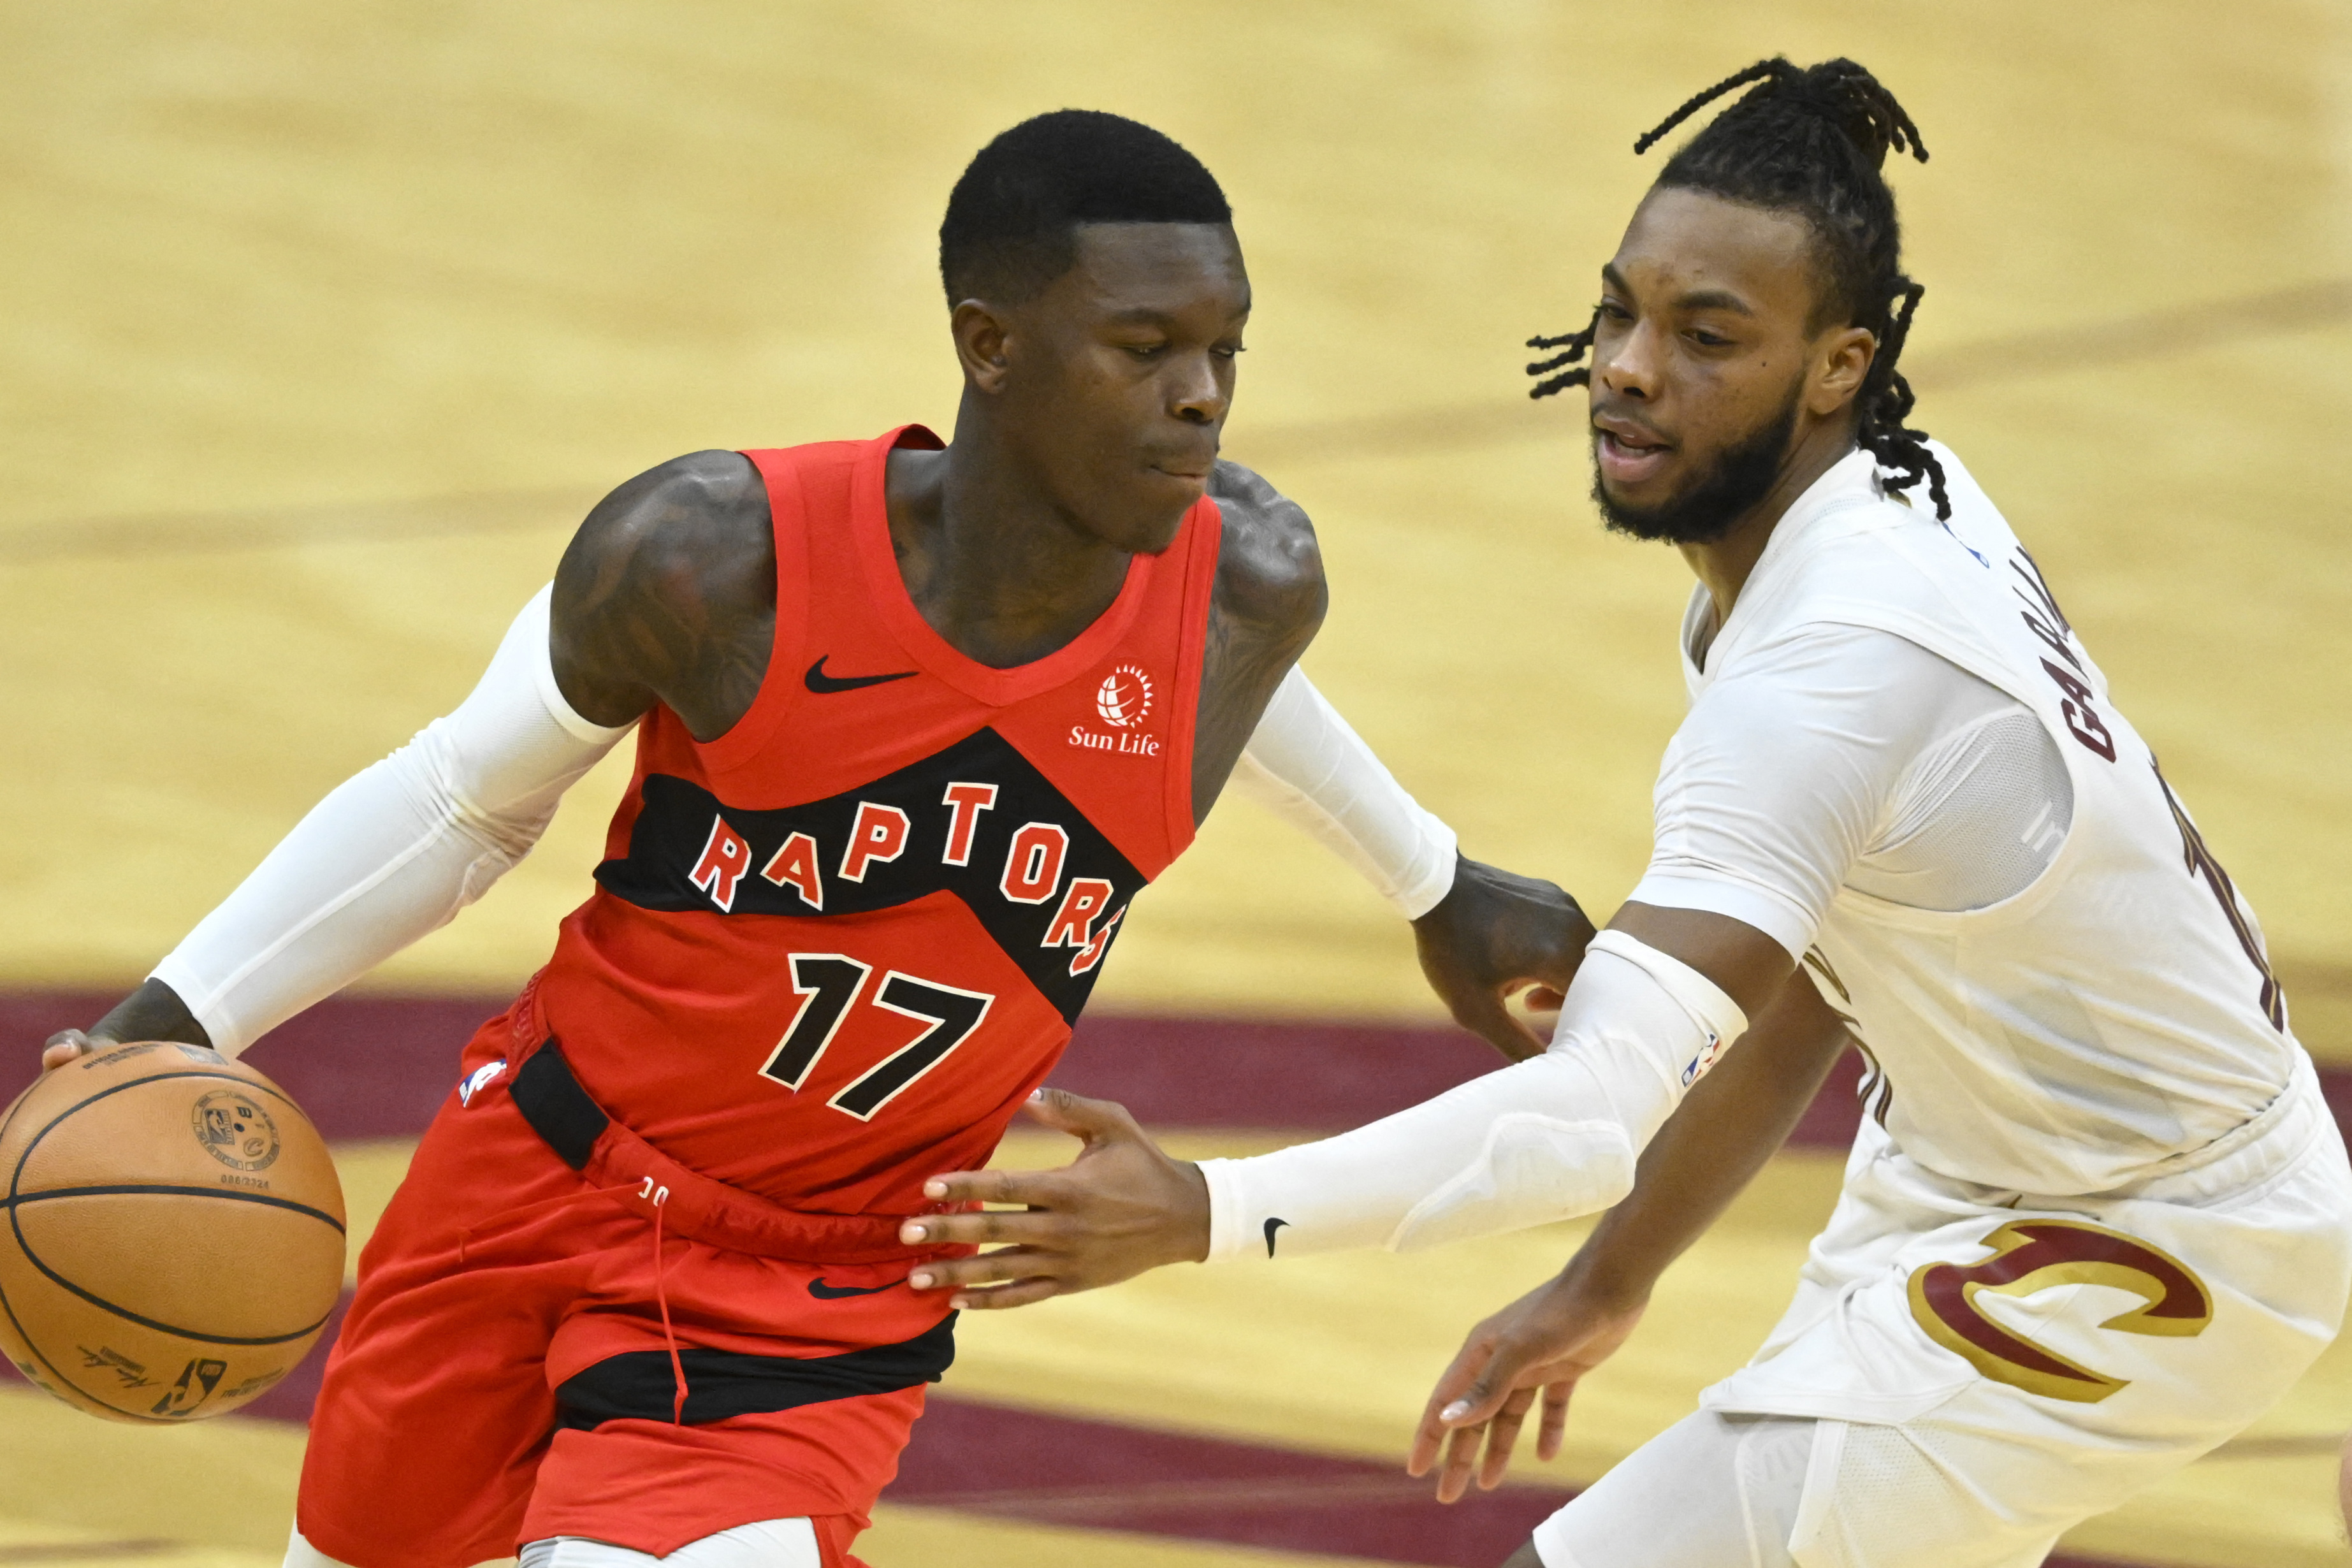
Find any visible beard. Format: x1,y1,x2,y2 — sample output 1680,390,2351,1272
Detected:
1590,382,1803,545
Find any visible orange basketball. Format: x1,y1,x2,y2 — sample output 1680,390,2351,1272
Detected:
0,1040,345,1423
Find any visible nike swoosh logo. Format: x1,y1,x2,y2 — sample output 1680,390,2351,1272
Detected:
808,1276,904,1300
1263,1217,1289,1258
804,656,917,695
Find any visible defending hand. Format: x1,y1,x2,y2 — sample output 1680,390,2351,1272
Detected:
898,1088,1209,1310
1412,857,1595,1061
1407,1269,1646,1502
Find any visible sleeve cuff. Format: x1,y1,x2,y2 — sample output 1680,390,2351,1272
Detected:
1395,818,1460,920
1198,1157,1272,1263
522,583,636,745
147,955,245,1059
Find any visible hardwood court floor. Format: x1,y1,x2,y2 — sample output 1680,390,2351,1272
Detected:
4,1127,2346,1567
3,3,2351,1565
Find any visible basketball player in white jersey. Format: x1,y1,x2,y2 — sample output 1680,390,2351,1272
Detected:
899,59,2352,1567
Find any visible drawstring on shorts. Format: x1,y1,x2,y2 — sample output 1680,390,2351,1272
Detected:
644,1179,687,1425
452,1172,692,1426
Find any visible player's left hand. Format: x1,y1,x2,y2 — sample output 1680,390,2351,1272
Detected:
898,1087,1209,1310
1408,1267,1646,1502
1413,856,1595,1062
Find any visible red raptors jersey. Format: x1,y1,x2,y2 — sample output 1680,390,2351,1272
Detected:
532,426,1220,1216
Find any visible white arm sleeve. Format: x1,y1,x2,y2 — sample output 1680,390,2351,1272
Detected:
1233,667,1458,918
1196,931,1746,1259
150,586,632,1056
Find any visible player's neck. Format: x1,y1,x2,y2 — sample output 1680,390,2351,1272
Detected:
1679,421,1860,631
883,435,1137,671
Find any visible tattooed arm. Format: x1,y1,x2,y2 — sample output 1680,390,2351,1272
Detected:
43,454,778,1067
550,450,777,739
1189,460,1331,819
1196,461,1591,1059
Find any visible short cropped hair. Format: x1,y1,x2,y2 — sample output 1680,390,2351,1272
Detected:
940,110,1231,307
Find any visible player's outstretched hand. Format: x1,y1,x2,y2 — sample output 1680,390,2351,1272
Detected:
1413,857,1595,1062
1407,1268,1646,1503
898,1087,1209,1310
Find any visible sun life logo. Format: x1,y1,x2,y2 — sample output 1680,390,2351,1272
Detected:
1094,664,1153,729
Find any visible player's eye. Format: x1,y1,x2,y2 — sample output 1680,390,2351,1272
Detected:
1123,343,1169,361
1595,300,1632,323
1213,343,1247,359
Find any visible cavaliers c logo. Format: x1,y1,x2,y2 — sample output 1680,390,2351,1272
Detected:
1906,1219,2210,1404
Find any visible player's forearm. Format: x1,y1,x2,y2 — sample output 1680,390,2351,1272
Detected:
1235,667,1457,918
151,587,628,1056
153,755,529,1054
1560,971,1852,1305
1196,931,1746,1259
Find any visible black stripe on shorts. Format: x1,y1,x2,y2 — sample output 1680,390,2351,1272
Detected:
551,1313,957,1430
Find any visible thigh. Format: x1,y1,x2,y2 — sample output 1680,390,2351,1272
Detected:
521,1518,822,1568
1530,1412,2068,1568
521,1388,924,1558
1783,1419,2065,1568
522,1230,949,1557
298,1096,602,1568
1532,1411,1812,1568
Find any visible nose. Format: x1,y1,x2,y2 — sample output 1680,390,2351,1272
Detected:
1168,349,1230,427
1597,318,1660,403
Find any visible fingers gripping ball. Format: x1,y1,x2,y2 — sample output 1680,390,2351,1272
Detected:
0,1042,346,1423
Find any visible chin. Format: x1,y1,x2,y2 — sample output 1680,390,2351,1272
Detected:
1124,512,1191,556
1076,502,1186,557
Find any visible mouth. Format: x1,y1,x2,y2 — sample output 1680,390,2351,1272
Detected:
1148,456,1214,491
1592,416,1674,489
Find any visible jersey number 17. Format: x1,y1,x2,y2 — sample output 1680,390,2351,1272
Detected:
756,954,994,1121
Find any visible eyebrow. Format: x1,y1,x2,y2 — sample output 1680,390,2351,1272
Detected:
1101,303,1252,328
1600,264,1756,317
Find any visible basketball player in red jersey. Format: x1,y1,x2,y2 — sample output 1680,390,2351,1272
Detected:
38,113,1588,1567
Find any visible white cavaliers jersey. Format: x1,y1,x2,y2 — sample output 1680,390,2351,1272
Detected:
1685,442,2299,1196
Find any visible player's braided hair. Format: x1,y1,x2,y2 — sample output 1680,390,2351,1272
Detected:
1527,57,1949,518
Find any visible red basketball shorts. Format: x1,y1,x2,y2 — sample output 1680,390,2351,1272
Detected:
296,1027,959,1568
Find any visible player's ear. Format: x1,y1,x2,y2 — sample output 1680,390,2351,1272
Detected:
1808,324,1877,416
951,300,1015,395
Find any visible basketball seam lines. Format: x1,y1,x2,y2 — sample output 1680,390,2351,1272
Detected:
2,1068,341,1406
0,1184,345,1231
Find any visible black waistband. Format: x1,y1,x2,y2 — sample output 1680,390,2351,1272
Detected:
509,1041,609,1170
552,1314,958,1430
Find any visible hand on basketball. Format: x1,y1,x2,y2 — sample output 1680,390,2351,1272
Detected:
1412,857,1595,1062
38,979,212,1073
39,1029,110,1072
897,1088,1209,1310
1408,1268,1647,1502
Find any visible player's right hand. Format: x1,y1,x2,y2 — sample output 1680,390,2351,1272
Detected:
897,1087,1210,1310
37,980,212,1073
1407,1268,1647,1502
